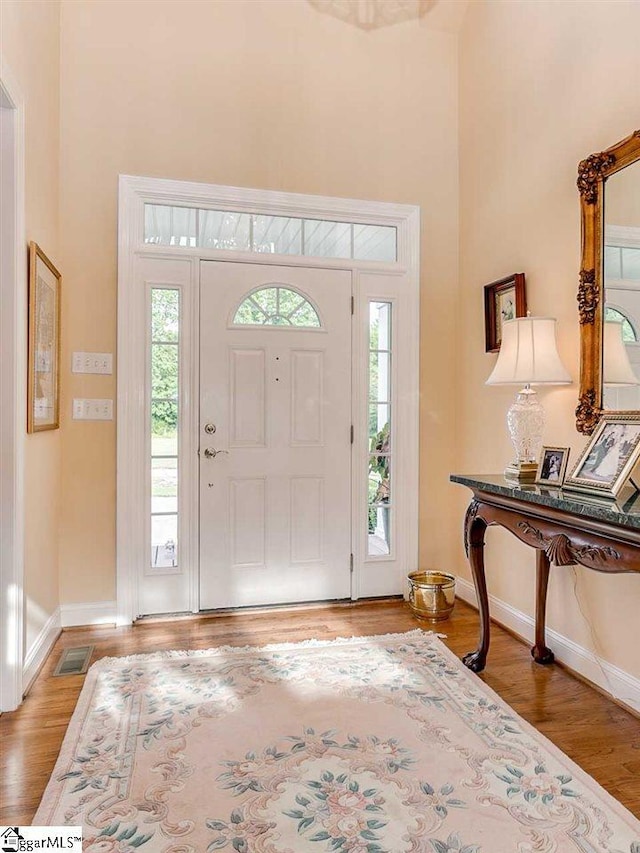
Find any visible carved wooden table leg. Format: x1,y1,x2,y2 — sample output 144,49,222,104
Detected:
462,501,490,672
532,548,555,664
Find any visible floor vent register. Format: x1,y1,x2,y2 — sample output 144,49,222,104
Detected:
52,645,94,676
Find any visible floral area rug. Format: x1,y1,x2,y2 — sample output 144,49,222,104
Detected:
34,631,639,852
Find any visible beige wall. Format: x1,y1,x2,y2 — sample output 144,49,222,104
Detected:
458,0,640,678
57,0,459,603
1,0,62,654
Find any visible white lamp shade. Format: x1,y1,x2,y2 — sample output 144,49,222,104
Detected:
603,320,639,385
486,317,571,386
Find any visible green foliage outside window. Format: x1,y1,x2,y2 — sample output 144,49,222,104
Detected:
152,290,179,437
368,421,390,532
604,306,637,342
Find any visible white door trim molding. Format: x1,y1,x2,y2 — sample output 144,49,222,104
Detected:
118,175,420,624
0,62,26,712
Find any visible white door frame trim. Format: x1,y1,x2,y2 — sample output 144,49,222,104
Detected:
0,62,26,712
117,175,420,624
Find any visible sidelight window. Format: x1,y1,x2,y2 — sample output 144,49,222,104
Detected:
368,301,392,556
150,287,180,569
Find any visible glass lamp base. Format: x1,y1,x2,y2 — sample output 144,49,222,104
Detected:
505,387,545,479
504,461,538,484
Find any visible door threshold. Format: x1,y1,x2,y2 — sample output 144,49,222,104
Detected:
135,596,404,624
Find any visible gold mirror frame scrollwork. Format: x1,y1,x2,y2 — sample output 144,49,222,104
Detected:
576,129,640,434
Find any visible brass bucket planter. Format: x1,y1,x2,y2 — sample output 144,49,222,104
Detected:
407,571,456,622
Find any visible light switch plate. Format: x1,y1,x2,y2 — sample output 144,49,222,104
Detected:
72,352,113,374
73,398,113,420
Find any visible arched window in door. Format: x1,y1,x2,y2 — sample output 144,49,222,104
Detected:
232,286,322,328
604,306,637,342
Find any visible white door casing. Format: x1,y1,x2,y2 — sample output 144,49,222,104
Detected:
0,63,26,711
117,176,420,623
199,262,352,608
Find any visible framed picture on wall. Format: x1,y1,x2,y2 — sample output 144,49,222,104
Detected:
27,242,62,433
484,273,527,352
564,415,640,497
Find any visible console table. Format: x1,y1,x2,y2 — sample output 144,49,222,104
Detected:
451,474,640,672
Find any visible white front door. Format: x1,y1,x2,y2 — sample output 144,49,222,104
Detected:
199,261,352,609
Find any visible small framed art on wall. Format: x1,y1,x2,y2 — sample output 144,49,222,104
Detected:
484,273,526,353
27,242,61,433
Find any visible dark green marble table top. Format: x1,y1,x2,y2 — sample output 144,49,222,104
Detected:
450,473,640,530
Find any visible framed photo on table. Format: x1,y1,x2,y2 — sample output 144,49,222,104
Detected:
564,415,640,498
484,273,527,352
27,242,61,433
536,446,570,486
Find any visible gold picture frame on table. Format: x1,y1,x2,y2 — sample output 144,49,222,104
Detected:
27,242,61,433
564,415,640,498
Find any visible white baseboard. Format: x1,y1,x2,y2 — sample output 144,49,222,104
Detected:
22,606,61,695
19,601,116,701
455,577,640,714
60,600,118,628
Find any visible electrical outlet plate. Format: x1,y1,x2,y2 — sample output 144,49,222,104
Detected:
73,398,113,420
72,352,113,374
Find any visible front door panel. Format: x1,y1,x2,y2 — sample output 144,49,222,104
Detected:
199,262,352,609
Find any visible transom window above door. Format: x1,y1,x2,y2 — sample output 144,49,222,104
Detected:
144,204,397,262
232,286,322,328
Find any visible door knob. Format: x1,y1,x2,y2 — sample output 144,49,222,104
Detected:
203,447,229,459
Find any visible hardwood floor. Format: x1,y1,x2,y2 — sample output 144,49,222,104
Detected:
1,598,638,825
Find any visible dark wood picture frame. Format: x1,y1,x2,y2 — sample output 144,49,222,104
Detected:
27,242,62,433
484,273,526,353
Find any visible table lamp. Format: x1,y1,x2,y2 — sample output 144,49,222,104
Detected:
486,316,571,483
603,320,638,385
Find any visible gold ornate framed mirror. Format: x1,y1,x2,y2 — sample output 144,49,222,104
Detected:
577,129,640,434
